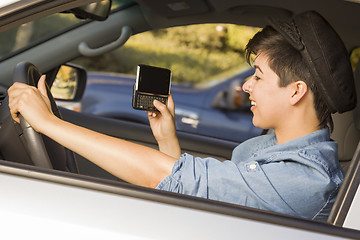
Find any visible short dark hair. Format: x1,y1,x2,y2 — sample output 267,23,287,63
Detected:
244,26,333,131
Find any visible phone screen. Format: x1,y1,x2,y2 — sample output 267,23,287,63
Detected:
136,65,171,95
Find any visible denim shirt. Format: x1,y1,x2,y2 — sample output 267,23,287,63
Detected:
156,128,344,221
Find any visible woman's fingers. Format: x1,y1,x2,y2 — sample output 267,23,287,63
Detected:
167,94,175,117
8,82,36,123
37,75,48,98
147,111,158,118
153,99,174,120
7,75,52,130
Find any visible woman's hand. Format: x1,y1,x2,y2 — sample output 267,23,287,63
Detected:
147,94,181,158
8,75,54,133
147,94,176,141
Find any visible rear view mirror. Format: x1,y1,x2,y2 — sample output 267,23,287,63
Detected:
49,63,87,102
66,0,112,21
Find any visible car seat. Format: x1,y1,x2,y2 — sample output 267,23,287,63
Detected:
327,60,360,225
331,60,360,172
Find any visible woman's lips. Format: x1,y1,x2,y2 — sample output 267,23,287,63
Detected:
250,100,256,111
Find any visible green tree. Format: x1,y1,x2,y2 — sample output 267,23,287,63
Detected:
226,25,261,53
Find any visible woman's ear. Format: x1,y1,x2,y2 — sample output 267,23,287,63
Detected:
289,81,308,105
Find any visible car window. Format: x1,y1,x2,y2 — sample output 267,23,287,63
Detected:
0,0,20,8
112,0,135,8
0,14,83,61
0,0,134,62
0,0,262,143
72,24,263,143
351,47,360,69
74,24,259,85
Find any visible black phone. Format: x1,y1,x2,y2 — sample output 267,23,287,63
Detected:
132,64,171,111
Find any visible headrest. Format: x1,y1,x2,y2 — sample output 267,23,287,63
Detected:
268,11,356,113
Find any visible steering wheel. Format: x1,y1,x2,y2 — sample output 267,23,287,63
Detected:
9,61,79,173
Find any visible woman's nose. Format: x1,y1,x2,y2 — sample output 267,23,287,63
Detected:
242,78,253,93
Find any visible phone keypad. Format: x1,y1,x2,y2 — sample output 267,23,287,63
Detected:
136,94,167,110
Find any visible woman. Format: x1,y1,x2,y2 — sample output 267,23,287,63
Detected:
8,11,356,221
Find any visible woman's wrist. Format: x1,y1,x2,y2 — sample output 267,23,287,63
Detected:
157,136,181,159
36,114,62,135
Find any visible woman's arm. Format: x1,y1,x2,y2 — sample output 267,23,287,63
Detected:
8,76,177,188
147,95,182,159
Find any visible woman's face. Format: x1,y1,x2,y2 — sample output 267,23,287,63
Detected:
242,54,293,130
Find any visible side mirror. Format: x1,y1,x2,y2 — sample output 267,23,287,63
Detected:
48,63,87,102
212,79,248,111
66,0,112,21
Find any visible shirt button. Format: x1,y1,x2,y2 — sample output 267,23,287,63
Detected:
249,164,257,170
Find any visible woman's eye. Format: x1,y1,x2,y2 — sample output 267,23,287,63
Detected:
253,75,260,80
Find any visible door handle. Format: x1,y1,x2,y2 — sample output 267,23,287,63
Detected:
78,25,132,57
181,117,199,128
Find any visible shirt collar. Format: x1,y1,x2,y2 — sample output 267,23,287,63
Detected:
259,127,331,153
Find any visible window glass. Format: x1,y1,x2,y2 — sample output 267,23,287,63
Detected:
73,24,260,85
0,14,83,61
72,24,263,143
351,47,360,69
112,0,135,9
0,0,134,61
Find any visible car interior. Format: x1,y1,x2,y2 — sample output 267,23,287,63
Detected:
327,60,360,226
0,0,360,237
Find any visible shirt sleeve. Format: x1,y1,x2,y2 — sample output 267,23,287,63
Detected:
157,154,282,209
156,153,294,212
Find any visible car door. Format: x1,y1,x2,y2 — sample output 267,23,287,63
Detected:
197,70,263,143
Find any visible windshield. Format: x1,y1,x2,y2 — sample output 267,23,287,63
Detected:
0,14,83,61
0,0,21,8
0,0,135,62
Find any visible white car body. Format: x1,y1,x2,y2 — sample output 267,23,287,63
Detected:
0,162,357,239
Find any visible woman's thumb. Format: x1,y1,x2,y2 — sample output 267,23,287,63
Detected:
153,100,168,115
37,75,48,97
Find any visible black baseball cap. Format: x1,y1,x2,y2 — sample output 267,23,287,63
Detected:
268,11,356,113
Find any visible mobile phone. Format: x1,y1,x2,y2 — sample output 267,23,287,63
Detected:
132,64,171,111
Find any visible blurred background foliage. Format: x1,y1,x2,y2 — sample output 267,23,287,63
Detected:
73,24,261,84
